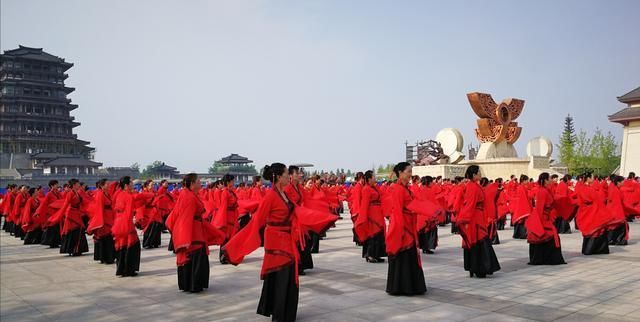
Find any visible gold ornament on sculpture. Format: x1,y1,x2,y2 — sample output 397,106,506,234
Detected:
467,92,524,144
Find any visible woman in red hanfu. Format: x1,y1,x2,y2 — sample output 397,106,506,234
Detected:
606,175,629,245
554,175,576,234
214,174,239,264
512,175,531,239
415,176,442,254
166,173,225,292
139,180,163,249
482,178,501,245
303,176,333,254
1,184,17,232
457,165,501,278
385,162,427,295
154,179,174,230
526,173,566,265
575,173,610,255
621,172,640,219
348,172,365,246
50,179,89,256
87,179,117,264
284,165,313,275
495,178,509,230
112,176,146,276
448,177,465,234
355,170,387,262
223,163,337,322
21,187,43,244
39,181,63,247
9,185,28,239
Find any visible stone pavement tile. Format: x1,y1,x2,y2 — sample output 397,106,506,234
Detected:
595,313,638,322
299,312,371,322
554,312,623,322
465,312,537,322
379,303,487,322
495,303,573,322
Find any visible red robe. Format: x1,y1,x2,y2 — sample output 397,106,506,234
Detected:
385,183,419,260
526,187,559,246
222,189,337,284
354,184,385,242
212,188,239,241
457,181,488,248
511,184,531,225
20,196,41,232
621,179,640,216
606,183,629,241
575,183,610,238
554,181,577,221
165,189,225,265
86,188,114,239
112,190,146,250
9,191,28,227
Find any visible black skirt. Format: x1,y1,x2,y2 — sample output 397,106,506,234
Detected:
142,221,163,249
40,225,61,248
2,218,8,231
298,236,314,271
386,247,427,295
13,224,25,239
310,232,320,254
512,222,528,239
554,217,572,234
94,235,116,264
177,246,210,292
238,215,251,230
496,218,506,230
607,223,628,245
582,234,609,255
364,231,387,258
115,242,141,276
418,228,438,252
257,264,299,322
464,237,501,277
451,221,459,234
23,228,43,245
488,223,500,245
60,229,89,256
168,236,174,252
529,239,566,265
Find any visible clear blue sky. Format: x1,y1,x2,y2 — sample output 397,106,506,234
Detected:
2,0,639,172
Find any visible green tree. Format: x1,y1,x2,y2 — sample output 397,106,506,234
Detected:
557,114,577,170
130,162,140,173
140,160,164,179
569,129,620,176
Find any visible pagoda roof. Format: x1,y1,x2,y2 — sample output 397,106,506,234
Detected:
218,153,253,164
43,157,102,167
150,163,178,172
617,86,640,104
609,107,640,124
31,152,80,160
2,46,73,67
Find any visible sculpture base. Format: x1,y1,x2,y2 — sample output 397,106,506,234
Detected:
413,156,567,180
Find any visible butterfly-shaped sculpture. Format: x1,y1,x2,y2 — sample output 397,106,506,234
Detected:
467,92,524,144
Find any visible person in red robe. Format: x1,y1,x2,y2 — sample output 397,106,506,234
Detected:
139,180,163,249
415,176,441,254
457,165,501,278
21,187,43,244
355,170,387,262
575,173,610,255
554,174,576,234
512,175,531,239
385,162,427,295
9,185,29,239
223,163,338,322
87,179,117,264
348,172,365,246
155,179,174,231
448,177,465,234
284,165,313,275
112,176,146,276
620,172,640,220
1,184,17,232
214,174,239,264
495,178,509,230
165,173,225,292
304,176,333,253
52,179,89,256
526,173,566,265
482,178,501,245
606,175,629,245
39,181,63,248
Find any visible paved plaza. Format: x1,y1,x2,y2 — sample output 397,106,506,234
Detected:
1,216,639,322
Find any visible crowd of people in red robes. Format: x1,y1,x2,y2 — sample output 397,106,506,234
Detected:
1,165,639,322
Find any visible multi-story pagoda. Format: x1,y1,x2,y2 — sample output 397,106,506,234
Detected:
0,45,94,157
208,153,258,183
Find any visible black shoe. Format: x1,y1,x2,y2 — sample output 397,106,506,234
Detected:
298,270,306,276
425,250,434,254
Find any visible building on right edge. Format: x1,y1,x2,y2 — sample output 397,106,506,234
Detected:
609,86,640,175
